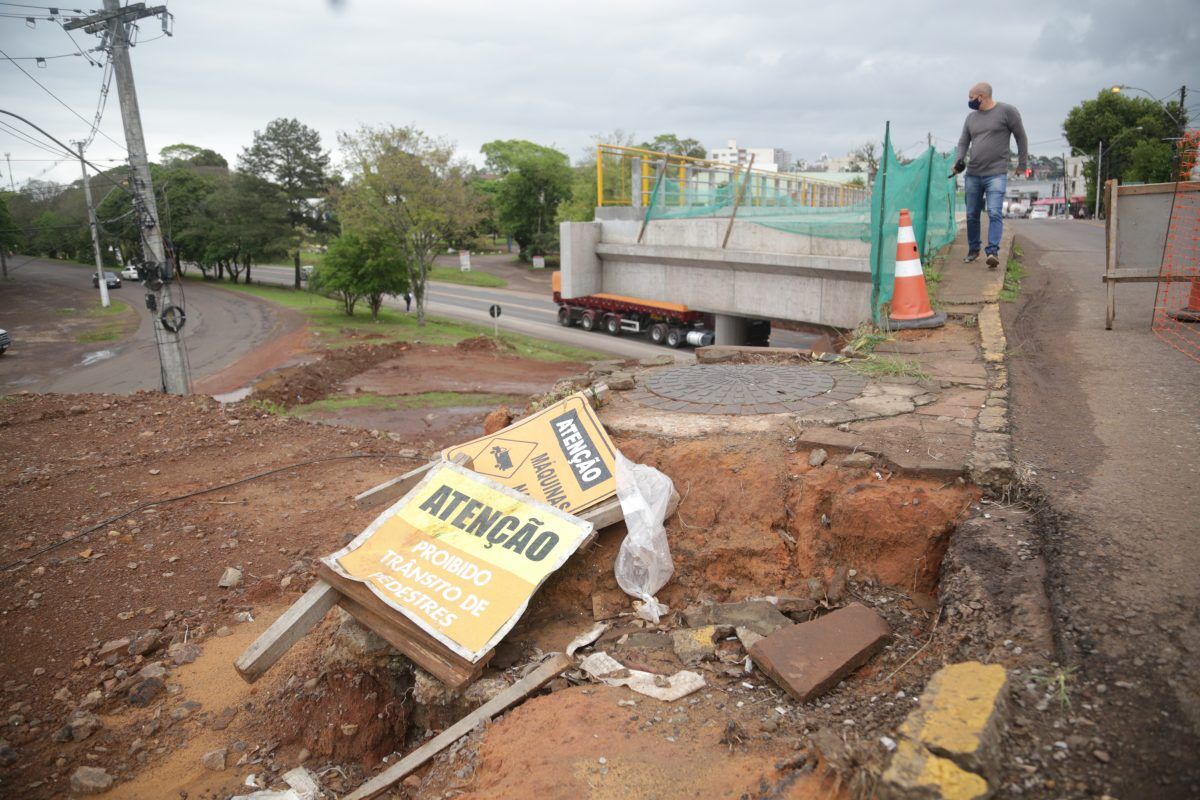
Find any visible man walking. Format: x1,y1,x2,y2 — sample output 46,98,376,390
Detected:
953,82,1028,268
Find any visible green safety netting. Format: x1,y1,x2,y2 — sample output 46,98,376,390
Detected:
868,134,959,323
642,130,959,324
646,173,873,240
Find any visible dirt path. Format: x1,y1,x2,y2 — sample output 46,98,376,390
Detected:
1003,220,1200,797
0,258,305,395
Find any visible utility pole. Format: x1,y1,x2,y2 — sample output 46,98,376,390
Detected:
1094,140,1103,219
4,152,13,191
75,140,109,307
67,1,189,394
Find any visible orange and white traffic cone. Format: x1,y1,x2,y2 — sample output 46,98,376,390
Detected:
887,208,946,330
1169,279,1200,323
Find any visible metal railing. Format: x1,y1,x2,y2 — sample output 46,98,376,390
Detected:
595,143,870,210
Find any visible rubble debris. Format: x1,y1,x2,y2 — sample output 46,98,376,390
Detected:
880,661,1009,798
282,766,323,800
670,625,720,665
579,651,705,702
219,566,244,588
201,747,227,771
69,765,113,795
749,602,890,703
565,622,610,657
682,600,792,636
808,448,828,467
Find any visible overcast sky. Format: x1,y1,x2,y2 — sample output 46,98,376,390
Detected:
1,0,1197,187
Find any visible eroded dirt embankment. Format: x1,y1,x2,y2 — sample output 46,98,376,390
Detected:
0,356,980,799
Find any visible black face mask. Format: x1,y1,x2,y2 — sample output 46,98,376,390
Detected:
969,98,983,110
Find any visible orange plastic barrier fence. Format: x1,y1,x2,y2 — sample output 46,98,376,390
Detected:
1152,131,1200,362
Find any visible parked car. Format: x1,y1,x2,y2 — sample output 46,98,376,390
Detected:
120,265,140,281
0,328,9,355
300,265,315,281
1029,206,1051,219
92,271,121,288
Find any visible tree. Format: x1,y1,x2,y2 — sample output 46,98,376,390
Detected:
480,140,573,260
849,142,879,178
160,143,228,168
311,232,408,318
238,118,331,288
337,125,481,326
638,134,706,159
557,130,639,224
1063,90,1185,208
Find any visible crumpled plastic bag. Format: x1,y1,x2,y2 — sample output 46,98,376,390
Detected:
613,450,676,622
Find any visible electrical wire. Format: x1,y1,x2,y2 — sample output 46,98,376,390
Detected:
80,50,113,150
0,454,419,572
0,2,86,9
60,21,102,67
0,118,66,156
0,45,127,152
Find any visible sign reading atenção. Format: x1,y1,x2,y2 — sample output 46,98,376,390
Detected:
323,462,593,662
442,392,616,513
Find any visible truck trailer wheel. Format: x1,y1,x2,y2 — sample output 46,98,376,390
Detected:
649,323,667,344
557,306,572,327
580,311,597,331
604,314,622,336
666,327,684,348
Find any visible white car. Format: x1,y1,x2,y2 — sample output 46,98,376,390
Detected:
1029,206,1051,219
120,265,140,280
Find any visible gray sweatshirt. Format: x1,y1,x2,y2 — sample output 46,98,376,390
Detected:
956,102,1028,176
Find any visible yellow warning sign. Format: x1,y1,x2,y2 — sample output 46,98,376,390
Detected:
323,462,592,662
443,392,617,513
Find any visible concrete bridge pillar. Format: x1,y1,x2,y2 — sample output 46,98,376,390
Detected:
714,313,750,345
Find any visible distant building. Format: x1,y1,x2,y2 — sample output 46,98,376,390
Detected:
710,140,793,173
1065,156,1087,198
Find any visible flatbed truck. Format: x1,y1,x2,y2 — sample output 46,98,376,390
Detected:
552,273,768,348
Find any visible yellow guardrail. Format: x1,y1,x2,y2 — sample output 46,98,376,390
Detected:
595,143,869,209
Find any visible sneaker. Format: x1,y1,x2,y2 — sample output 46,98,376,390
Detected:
963,251,980,263
986,253,999,269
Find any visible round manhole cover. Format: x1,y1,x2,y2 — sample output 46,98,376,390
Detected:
638,364,865,415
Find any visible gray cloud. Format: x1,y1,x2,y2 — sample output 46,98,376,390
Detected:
2,0,1196,187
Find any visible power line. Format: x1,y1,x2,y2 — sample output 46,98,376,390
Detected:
0,45,126,152
0,2,86,9
0,119,67,156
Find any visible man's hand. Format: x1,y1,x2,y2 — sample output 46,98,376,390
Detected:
952,159,966,175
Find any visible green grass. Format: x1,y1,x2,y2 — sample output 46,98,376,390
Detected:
292,391,526,415
846,355,930,380
1000,255,1027,303
209,281,603,362
428,266,507,288
922,254,945,303
73,300,133,343
843,322,890,356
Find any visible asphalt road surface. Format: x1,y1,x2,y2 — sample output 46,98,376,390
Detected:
0,257,297,395
1005,219,1200,796
249,263,820,358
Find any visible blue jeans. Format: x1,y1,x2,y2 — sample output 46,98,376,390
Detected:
965,173,1007,255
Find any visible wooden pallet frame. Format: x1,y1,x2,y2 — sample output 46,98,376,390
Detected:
235,456,627,690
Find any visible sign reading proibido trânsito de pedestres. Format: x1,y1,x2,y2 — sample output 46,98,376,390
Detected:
322,462,593,662
442,392,616,513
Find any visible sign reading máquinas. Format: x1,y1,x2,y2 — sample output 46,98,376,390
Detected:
322,462,593,662
442,392,616,513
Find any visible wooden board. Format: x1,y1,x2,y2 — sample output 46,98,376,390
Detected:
344,653,572,800
234,581,338,683
354,453,471,510
318,564,491,691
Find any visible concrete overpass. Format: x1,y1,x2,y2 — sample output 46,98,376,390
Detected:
560,208,873,343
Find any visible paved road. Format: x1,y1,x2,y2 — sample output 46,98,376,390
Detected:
1005,219,1200,797
250,262,821,358
0,257,298,394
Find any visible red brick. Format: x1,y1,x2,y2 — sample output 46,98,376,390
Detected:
749,602,890,703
